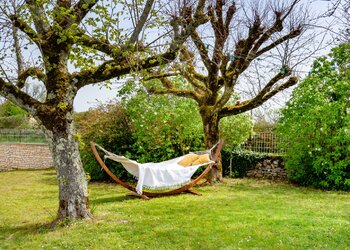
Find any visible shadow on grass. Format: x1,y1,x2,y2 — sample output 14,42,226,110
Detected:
91,194,136,205
40,176,58,186
42,169,56,175
0,222,54,240
36,169,58,186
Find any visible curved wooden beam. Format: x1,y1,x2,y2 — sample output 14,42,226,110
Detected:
90,141,223,199
90,141,137,191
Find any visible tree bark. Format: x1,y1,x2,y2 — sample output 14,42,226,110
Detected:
44,120,92,224
201,110,223,182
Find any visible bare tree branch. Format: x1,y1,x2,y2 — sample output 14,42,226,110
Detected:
144,72,181,81
10,15,42,46
75,31,121,56
72,50,178,88
148,85,201,103
25,0,51,34
72,0,99,25
0,77,42,111
179,46,208,88
219,76,298,117
225,2,236,33
12,25,24,75
17,67,46,89
56,0,72,8
190,31,212,71
255,28,303,57
129,0,155,44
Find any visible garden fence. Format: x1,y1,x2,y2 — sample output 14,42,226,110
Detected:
240,132,287,154
0,129,47,144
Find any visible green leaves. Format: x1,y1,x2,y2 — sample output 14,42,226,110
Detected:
120,80,204,162
219,114,253,148
119,77,253,162
277,44,350,190
0,101,27,117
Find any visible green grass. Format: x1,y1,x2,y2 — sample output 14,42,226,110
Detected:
1,169,350,249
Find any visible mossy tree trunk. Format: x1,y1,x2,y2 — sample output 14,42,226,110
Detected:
45,121,92,222
35,44,92,221
200,108,222,182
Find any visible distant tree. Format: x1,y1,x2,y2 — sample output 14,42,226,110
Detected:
277,43,350,190
0,0,207,224
145,0,316,181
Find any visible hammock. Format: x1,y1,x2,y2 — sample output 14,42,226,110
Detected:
90,141,223,199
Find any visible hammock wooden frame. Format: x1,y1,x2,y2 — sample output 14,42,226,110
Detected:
90,141,223,200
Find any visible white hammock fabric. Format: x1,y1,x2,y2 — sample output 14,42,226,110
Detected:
95,144,215,195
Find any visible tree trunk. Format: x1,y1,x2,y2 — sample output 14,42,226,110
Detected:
201,111,223,182
44,120,92,224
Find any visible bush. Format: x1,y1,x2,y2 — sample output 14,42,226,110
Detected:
277,44,350,190
219,114,253,148
0,115,30,129
76,103,136,181
0,101,31,129
0,101,27,117
222,148,268,178
120,81,205,163
76,96,205,182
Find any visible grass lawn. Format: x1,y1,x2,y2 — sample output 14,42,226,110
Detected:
0,169,349,249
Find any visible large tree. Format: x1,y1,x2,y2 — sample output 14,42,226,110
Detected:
145,0,317,181
0,0,207,223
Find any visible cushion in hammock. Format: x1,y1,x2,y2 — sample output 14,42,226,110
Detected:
192,154,211,165
178,154,199,167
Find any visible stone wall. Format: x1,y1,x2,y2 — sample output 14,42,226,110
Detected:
247,157,287,181
0,143,53,171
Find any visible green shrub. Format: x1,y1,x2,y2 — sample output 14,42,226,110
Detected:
219,114,253,148
77,96,205,182
0,101,27,117
0,115,30,129
277,44,350,190
222,148,267,178
0,101,30,129
76,103,136,181
120,81,205,163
